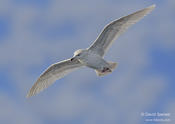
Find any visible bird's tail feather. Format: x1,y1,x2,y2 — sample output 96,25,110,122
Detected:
108,61,117,71
95,62,118,76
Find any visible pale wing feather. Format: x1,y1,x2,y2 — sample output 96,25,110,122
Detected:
88,5,155,56
26,59,82,98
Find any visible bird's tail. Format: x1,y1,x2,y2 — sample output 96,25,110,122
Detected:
95,62,118,76
108,61,117,71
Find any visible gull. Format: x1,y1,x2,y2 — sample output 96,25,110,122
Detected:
26,5,155,98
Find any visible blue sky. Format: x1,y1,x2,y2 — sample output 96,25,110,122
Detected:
0,0,174,124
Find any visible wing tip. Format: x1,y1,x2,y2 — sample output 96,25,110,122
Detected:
26,86,37,98
149,4,156,9
140,4,156,16
26,91,33,98
147,4,156,11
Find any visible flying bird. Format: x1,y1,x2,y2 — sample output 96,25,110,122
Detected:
27,5,155,98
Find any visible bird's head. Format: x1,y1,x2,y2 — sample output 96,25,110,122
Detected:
71,49,88,61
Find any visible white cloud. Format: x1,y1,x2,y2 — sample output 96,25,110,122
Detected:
0,93,42,124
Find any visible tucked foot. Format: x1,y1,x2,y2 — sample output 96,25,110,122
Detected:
102,67,112,73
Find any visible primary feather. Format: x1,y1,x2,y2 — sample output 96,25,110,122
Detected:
89,5,155,57
26,59,82,98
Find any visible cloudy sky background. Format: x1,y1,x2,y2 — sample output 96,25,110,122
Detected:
0,0,174,124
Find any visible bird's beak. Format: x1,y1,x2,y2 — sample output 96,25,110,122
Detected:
70,57,75,61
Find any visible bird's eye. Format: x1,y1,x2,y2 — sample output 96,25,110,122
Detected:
77,54,80,56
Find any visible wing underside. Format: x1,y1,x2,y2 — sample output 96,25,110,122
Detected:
88,5,155,57
26,59,82,98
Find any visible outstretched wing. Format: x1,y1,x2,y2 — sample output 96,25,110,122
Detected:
26,59,83,98
88,5,155,57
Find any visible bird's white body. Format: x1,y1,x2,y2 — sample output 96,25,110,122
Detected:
76,49,110,70
27,5,155,98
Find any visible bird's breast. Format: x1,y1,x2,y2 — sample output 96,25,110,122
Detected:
80,53,106,69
